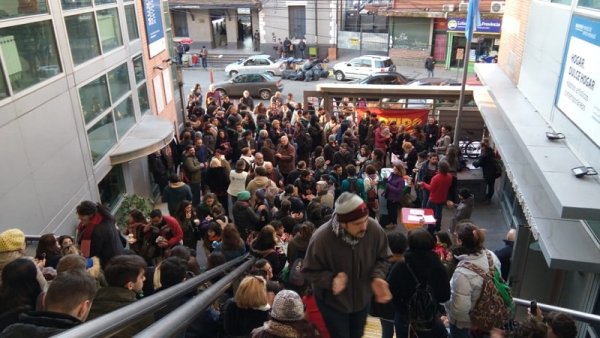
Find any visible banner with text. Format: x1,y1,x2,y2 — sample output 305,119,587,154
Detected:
357,108,429,131
556,15,600,146
447,18,501,33
143,0,166,58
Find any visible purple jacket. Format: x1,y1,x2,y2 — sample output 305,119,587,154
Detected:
385,173,405,202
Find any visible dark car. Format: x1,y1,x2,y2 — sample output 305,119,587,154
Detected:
407,77,461,86
214,73,283,100
357,71,411,85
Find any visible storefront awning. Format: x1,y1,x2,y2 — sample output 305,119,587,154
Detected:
474,64,600,273
109,115,174,165
170,0,259,9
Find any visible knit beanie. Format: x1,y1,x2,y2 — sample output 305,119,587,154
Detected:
270,290,305,322
237,190,251,201
0,228,26,253
335,192,368,223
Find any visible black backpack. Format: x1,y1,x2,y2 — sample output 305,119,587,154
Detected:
347,178,359,194
406,263,438,332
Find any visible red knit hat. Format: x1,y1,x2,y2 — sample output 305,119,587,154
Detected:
336,192,369,222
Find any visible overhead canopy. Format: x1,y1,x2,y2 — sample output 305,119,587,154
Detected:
109,115,174,165
475,64,600,273
170,0,259,9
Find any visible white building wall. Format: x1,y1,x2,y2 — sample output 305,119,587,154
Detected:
518,2,600,172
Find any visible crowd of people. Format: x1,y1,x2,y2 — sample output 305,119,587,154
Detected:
0,88,577,338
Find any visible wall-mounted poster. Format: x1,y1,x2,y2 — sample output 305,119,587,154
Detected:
142,0,165,58
556,15,600,146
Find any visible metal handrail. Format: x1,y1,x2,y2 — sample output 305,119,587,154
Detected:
52,254,252,338
134,258,256,338
513,298,600,325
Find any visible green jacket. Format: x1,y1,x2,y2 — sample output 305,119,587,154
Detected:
88,286,153,338
183,156,203,183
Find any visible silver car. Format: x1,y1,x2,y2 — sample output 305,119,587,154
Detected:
333,55,395,81
224,54,287,77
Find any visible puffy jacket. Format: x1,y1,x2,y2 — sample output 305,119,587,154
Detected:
232,201,260,239
444,249,501,329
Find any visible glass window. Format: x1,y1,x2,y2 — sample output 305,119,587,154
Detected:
94,0,116,5
80,76,110,125
114,97,135,137
87,113,117,164
0,20,62,94
0,61,8,99
133,55,145,83
551,0,571,3
66,13,101,65
61,0,92,10
138,83,150,114
97,8,123,52
0,1,48,18
124,5,139,41
173,11,188,36
391,17,431,50
578,0,600,8
107,63,130,102
98,165,125,209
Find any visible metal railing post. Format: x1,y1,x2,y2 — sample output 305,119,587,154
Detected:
134,259,255,338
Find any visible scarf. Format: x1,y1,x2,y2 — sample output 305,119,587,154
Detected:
77,213,103,258
331,214,361,246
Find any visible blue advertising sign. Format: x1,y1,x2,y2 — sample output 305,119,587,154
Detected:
556,15,600,147
447,18,502,33
142,0,165,57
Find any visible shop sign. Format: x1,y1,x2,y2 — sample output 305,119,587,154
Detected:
447,18,502,33
556,15,600,146
142,0,166,58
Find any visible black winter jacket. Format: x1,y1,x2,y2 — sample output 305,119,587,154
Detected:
0,311,82,338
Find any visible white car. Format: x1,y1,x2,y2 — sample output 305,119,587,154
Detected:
224,55,287,77
333,55,396,81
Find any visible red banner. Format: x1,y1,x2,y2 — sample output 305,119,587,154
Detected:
357,108,430,131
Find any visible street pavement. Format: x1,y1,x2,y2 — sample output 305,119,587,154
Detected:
181,60,468,105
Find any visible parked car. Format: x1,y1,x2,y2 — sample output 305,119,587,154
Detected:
333,55,395,81
214,73,283,100
356,71,411,85
407,77,461,86
224,54,286,77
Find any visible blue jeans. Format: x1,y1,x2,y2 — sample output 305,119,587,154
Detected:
201,57,207,68
426,200,444,234
316,298,369,338
450,324,469,338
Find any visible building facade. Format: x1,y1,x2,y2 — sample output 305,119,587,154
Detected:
377,0,504,67
0,0,178,235
169,0,260,51
477,0,600,333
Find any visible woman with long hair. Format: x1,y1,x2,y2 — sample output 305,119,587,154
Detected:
383,164,406,228
174,200,201,251
0,258,43,331
125,209,159,264
35,234,62,269
205,157,231,211
445,222,501,338
217,224,247,262
198,193,222,220
251,225,287,280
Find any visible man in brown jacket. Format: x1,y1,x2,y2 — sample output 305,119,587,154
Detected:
275,135,295,179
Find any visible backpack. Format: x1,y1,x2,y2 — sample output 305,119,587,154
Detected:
366,178,379,210
347,178,359,194
406,263,438,332
179,164,190,183
287,258,305,287
461,251,512,331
